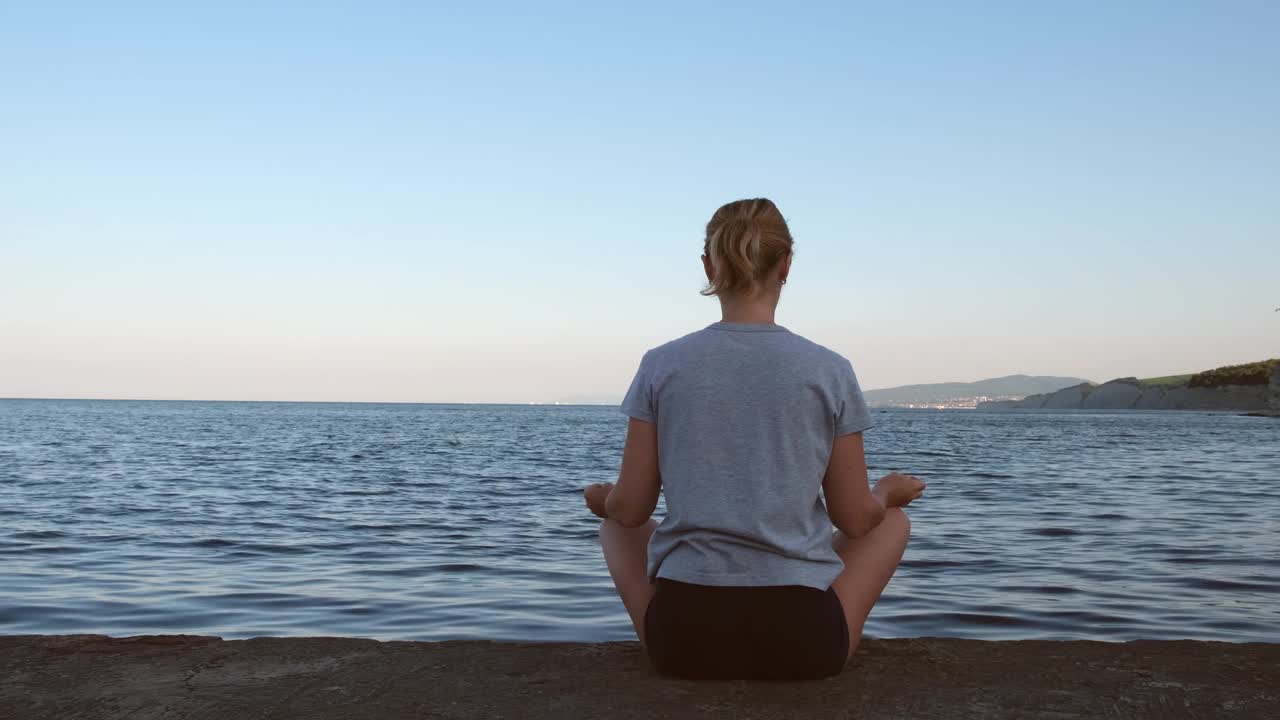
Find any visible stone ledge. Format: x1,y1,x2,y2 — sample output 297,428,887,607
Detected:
2,634,1277,719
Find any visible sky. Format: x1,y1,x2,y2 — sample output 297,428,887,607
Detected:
2,1,1277,403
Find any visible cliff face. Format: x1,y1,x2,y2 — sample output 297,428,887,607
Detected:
978,378,1270,412
1040,383,1092,409
1270,364,1280,413
1082,379,1142,409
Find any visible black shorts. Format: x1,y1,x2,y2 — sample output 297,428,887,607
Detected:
643,578,849,681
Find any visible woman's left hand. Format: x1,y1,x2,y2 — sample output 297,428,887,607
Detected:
583,482,613,519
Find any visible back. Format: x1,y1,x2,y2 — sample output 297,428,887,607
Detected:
621,321,873,589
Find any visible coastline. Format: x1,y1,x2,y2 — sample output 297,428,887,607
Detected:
3,635,1277,719
980,361,1280,413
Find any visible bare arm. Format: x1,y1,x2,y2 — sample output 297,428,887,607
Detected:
822,432,886,538
598,418,661,527
823,433,927,538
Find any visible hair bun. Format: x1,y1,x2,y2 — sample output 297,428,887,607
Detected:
702,199,793,297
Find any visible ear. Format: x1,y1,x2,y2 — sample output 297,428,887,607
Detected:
701,254,714,284
778,252,792,285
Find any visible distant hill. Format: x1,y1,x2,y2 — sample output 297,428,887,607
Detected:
863,375,1092,409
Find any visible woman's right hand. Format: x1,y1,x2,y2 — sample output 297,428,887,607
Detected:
874,473,926,508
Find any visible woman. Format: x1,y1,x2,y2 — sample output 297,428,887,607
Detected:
583,198,924,681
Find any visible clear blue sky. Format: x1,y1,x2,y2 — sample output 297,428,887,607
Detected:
2,1,1277,402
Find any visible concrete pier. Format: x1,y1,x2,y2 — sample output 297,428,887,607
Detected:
2,634,1277,719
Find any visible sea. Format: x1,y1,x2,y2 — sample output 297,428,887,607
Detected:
1,399,1277,643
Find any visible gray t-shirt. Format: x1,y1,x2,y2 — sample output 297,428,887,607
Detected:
621,321,873,590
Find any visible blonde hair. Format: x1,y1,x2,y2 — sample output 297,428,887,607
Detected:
701,198,794,297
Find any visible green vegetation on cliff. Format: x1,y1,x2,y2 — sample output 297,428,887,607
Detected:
1189,359,1280,388
1138,374,1193,387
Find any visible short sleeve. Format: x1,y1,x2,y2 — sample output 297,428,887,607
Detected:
835,359,874,436
620,351,656,423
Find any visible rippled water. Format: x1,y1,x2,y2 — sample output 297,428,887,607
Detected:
2,399,1277,642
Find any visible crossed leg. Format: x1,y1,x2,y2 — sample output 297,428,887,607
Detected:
601,510,909,660
599,518,659,644
830,507,912,660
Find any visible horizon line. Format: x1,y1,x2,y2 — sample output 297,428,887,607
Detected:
0,396,619,407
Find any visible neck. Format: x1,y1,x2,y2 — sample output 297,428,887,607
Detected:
718,292,778,325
